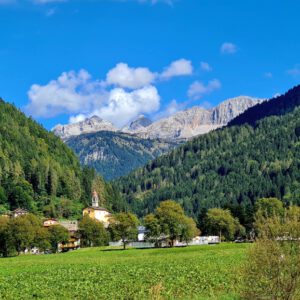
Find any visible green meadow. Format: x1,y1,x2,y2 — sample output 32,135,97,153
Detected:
0,243,249,300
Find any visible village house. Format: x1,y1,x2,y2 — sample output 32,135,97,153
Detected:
43,219,80,251
82,190,111,228
43,218,59,227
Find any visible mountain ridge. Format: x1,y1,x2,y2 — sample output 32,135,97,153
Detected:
53,96,262,141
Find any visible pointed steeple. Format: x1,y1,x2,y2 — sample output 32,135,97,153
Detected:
92,190,99,208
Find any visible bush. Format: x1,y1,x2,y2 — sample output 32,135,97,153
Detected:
241,206,300,299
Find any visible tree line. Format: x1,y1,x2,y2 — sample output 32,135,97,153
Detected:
0,199,242,257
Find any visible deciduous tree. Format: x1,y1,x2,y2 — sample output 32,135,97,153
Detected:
48,225,69,253
241,205,300,299
79,215,108,247
109,212,139,250
206,208,243,241
144,200,199,247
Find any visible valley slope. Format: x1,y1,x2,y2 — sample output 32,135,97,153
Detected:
66,131,178,181
0,99,124,217
115,85,300,228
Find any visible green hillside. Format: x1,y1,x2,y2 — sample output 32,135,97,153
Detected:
0,99,124,217
115,85,300,228
66,131,178,181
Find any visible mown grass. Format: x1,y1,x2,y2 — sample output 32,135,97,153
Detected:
0,243,249,300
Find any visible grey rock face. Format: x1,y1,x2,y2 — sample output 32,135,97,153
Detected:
122,115,153,132
127,96,263,141
53,115,117,140
53,96,262,141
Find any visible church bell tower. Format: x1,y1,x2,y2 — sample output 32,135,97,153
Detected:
92,190,99,208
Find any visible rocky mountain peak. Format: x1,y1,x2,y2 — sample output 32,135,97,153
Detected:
123,115,153,132
52,116,117,140
211,96,263,125
52,96,263,141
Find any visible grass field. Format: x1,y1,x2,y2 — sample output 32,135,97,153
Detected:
0,243,249,300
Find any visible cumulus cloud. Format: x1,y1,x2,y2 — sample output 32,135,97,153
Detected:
93,86,160,127
105,59,193,88
26,59,201,127
220,42,238,54
26,69,160,128
160,59,193,79
200,61,212,72
27,69,107,118
188,79,221,100
106,63,156,89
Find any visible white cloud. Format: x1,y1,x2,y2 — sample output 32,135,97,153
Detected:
287,65,300,77
220,42,238,54
200,61,212,72
26,69,160,128
105,59,193,89
92,86,160,127
26,58,200,128
160,59,193,79
69,114,87,124
26,69,106,118
106,63,156,89
188,79,221,100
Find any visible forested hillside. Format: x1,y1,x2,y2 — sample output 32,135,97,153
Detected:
67,131,178,181
115,85,300,229
229,85,300,126
0,99,125,217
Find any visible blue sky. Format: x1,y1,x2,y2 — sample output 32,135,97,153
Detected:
0,0,300,129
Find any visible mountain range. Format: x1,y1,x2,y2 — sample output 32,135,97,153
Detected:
53,96,262,180
53,96,262,141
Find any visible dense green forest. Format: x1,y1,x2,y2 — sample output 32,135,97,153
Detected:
229,85,300,127
115,85,300,230
0,99,125,218
67,131,177,181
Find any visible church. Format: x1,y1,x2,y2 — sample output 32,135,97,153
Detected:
82,191,111,228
